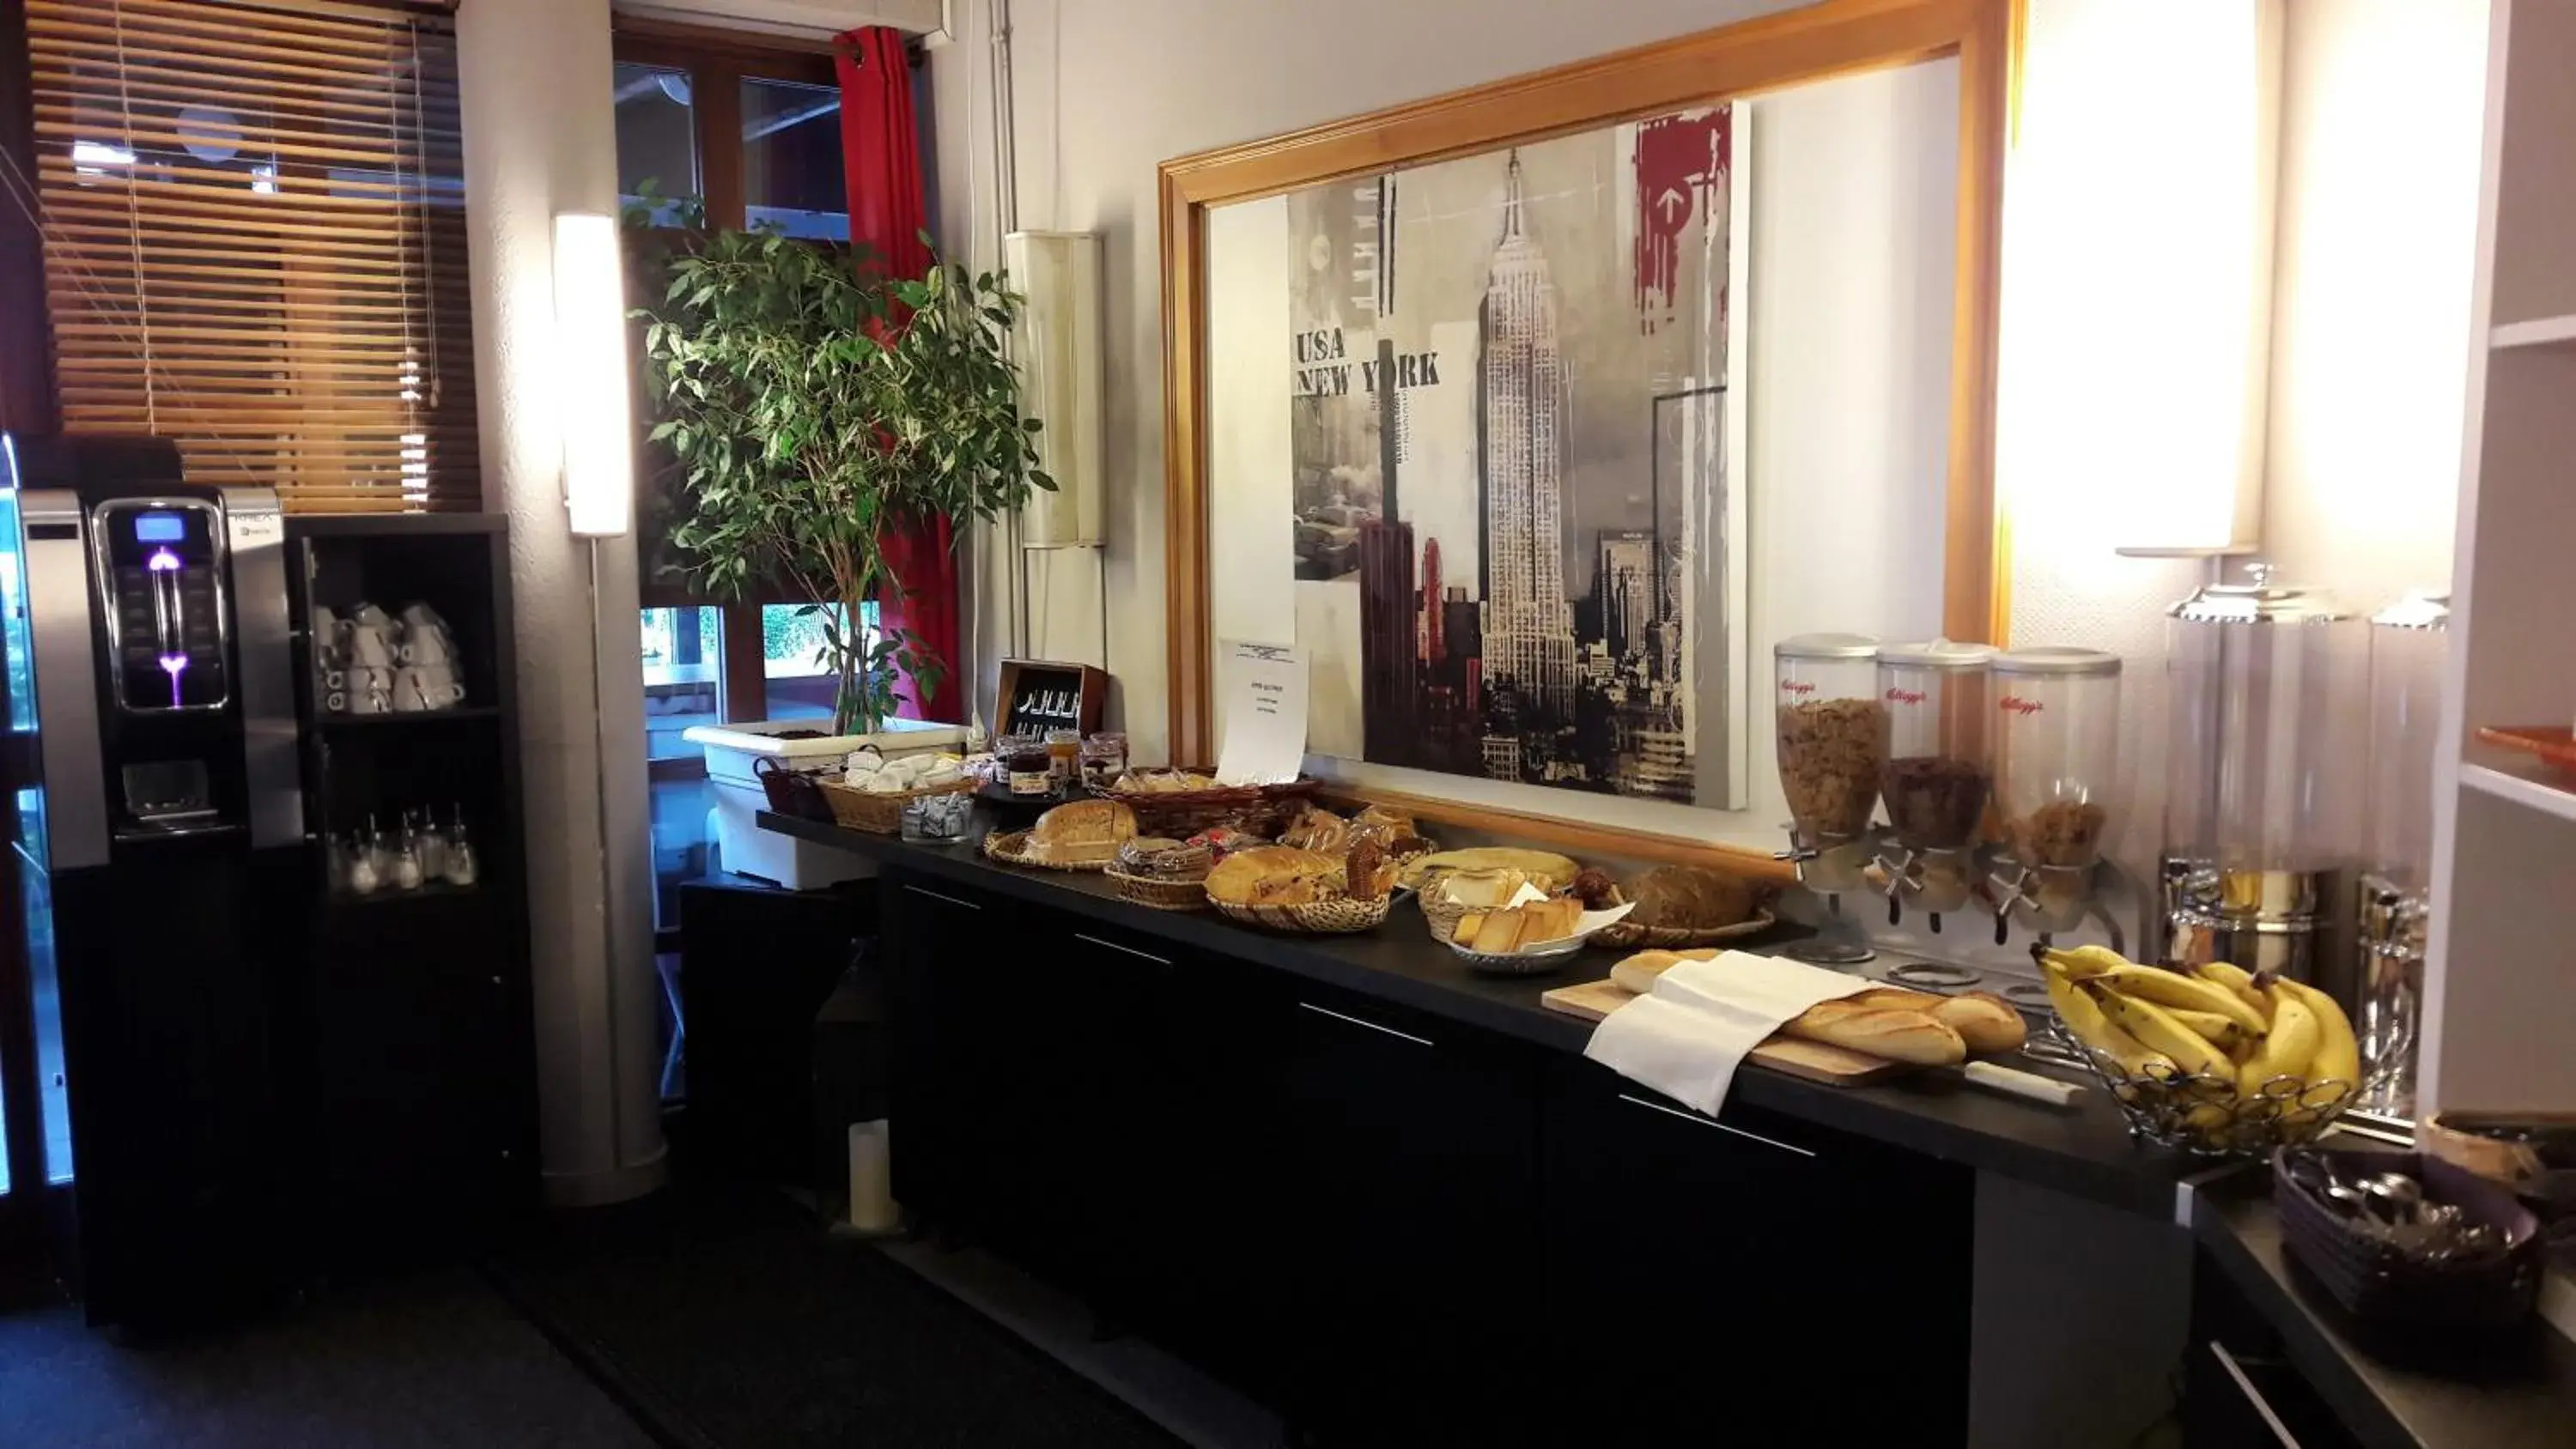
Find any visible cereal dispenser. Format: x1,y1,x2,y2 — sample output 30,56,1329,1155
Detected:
2354,591,2446,1115
1773,634,1883,908
1989,647,2123,941
2159,575,2353,980
1874,640,1998,928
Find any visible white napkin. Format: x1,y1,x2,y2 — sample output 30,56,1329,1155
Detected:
1582,951,1876,1116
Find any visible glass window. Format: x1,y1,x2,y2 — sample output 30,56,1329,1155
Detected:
742,78,848,240
761,601,877,722
641,606,720,761
616,63,700,221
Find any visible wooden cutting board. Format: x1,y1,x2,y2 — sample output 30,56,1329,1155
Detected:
1539,978,1911,1088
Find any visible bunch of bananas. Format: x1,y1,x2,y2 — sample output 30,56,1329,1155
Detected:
2038,945,2360,1118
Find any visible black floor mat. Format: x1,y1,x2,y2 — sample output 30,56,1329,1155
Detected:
483,1185,1181,1449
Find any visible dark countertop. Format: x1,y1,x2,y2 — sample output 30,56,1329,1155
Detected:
2191,1181,2576,1449
760,809,2190,1217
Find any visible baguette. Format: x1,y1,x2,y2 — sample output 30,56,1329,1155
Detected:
1783,999,1966,1066
1601,951,1971,1066
1608,948,1719,996
1846,986,2027,1053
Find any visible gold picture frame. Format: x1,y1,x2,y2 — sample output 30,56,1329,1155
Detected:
1159,0,2013,881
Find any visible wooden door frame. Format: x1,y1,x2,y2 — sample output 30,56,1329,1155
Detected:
615,28,839,731
1157,0,2013,879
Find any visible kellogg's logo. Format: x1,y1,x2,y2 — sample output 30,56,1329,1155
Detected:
1781,680,1817,696
2000,694,2044,716
1885,688,1927,706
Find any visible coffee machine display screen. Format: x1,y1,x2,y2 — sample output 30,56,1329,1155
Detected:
131,512,186,544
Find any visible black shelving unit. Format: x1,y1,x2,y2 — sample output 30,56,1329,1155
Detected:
308,705,505,730
284,514,534,1264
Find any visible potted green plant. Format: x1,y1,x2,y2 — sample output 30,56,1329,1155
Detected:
632,221,1051,878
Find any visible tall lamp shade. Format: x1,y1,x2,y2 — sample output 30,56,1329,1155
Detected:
553,211,634,538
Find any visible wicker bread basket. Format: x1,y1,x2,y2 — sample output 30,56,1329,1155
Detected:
1104,866,1211,911
1420,890,1509,943
981,828,1113,872
1103,774,1321,840
1588,912,1779,951
1210,894,1391,934
816,774,976,835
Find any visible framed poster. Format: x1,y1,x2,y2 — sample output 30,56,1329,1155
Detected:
1275,112,1749,811
1163,0,2011,876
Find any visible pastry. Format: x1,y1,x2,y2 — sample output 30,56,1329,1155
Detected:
1344,838,1393,902
1118,836,1212,882
1113,769,1218,794
1622,865,1762,931
1457,897,1584,954
1352,803,1416,836
1280,805,1356,856
1205,846,1343,907
1397,847,1582,895
1570,868,1623,910
1025,798,1138,865
1435,868,1534,911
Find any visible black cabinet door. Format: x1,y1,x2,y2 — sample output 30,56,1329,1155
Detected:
884,874,996,1229
2184,1255,2364,1449
307,889,532,1257
1271,983,1542,1446
1538,1058,1973,1446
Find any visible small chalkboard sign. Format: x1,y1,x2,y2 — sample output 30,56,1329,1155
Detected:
995,658,1108,738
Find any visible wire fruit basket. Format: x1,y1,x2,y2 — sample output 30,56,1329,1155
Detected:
2046,1016,2389,1159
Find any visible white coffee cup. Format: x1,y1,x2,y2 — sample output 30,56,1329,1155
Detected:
398,603,448,636
396,666,466,711
400,628,454,667
342,620,396,668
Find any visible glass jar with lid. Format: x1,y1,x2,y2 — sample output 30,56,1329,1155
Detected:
1876,640,2000,852
2159,576,2354,978
1991,647,2122,872
1774,634,1883,848
2356,591,2446,1113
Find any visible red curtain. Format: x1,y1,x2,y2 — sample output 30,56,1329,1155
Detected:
836,26,959,722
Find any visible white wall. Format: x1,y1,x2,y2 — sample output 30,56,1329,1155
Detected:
931,0,1814,765
2002,0,2488,899
2263,0,2485,598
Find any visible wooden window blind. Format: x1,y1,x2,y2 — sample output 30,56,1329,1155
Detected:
17,0,478,511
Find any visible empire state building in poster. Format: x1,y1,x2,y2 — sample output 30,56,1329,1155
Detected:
1292,108,1732,804
1477,155,1577,731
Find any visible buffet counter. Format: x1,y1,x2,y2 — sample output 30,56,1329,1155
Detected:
759,809,2576,1448
756,809,2182,1215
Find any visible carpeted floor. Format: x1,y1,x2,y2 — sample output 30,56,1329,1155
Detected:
485,1184,1184,1449
0,1269,651,1448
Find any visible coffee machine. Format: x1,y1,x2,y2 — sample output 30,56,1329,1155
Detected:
0,433,303,1330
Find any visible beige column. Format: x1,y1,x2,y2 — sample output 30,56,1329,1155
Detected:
455,0,665,1206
